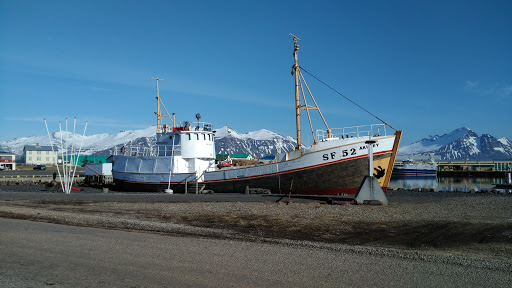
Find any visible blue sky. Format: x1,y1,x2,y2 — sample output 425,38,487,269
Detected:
1,0,511,145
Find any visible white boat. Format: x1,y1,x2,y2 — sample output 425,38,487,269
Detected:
393,156,437,177
109,36,402,194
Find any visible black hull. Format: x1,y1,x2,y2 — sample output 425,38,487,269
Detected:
205,153,390,195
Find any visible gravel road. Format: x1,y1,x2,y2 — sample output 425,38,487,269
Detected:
2,218,511,287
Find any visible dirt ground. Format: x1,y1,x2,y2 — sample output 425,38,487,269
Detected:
1,189,511,264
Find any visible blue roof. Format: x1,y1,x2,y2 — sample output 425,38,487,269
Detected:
260,155,275,160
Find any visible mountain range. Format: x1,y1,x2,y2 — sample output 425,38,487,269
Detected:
1,126,510,161
0,125,298,159
213,126,297,157
398,127,512,160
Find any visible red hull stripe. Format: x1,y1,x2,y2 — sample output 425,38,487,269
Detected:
204,150,392,183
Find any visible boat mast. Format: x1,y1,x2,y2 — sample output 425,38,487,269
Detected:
151,77,165,133
291,34,302,150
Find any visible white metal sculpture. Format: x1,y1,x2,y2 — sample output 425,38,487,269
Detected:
44,117,88,194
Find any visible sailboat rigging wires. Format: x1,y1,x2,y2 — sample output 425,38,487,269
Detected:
298,66,397,131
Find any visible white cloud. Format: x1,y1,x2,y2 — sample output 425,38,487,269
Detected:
498,85,512,99
464,81,511,101
464,80,479,89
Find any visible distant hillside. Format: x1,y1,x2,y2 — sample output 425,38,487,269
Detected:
214,126,297,158
0,125,298,158
0,126,156,156
399,127,512,160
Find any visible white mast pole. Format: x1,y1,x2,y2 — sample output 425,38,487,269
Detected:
69,120,88,191
69,117,77,193
71,117,76,171
44,118,64,187
67,119,72,194
67,118,72,193
65,118,70,193
59,121,65,192
58,121,66,193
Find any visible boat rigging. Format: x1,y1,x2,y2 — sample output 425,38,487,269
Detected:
289,33,398,151
151,76,174,133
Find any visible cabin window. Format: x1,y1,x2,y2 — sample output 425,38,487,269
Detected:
208,134,211,141
196,134,199,140
203,134,206,140
188,134,191,140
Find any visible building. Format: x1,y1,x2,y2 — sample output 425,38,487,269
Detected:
216,153,254,161
437,160,511,172
394,160,512,172
23,144,59,165
0,151,16,170
63,155,110,166
230,153,254,160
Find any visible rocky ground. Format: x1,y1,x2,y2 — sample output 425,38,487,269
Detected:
0,185,511,272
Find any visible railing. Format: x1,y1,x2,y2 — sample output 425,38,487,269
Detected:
113,145,182,157
160,121,213,133
316,124,387,141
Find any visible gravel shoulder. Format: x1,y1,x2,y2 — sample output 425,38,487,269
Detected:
1,186,511,272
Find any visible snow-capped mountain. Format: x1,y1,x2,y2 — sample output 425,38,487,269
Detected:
399,127,512,160
0,126,156,156
3,125,509,160
0,125,298,158
214,126,297,157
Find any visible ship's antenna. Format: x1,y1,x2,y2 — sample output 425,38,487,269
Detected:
290,33,302,150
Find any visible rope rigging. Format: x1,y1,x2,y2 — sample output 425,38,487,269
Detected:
298,66,397,131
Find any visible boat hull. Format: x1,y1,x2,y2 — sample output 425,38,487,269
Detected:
110,133,401,195
112,153,391,194
205,152,392,195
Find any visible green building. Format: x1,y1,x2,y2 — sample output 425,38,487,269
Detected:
63,155,110,166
